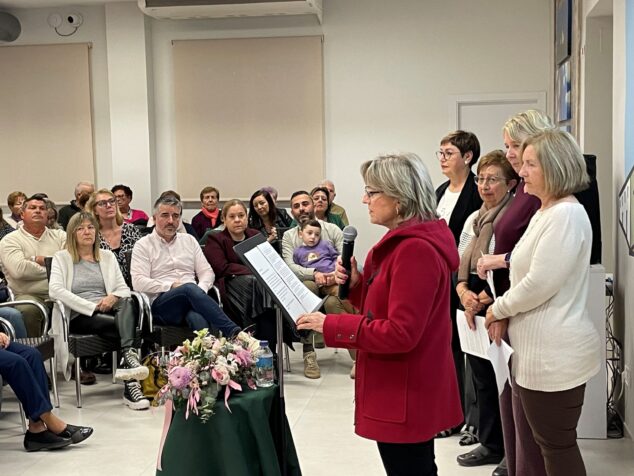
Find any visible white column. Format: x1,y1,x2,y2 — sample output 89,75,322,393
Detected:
104,2,153,215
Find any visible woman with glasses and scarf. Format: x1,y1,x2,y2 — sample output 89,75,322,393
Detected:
454,150,518,469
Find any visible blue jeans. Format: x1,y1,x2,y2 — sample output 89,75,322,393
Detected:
151,283,240,338
0,307,28,339
0,342,52,421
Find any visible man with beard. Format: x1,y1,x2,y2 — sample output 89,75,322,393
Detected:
131,195,240,337
282,190,346,379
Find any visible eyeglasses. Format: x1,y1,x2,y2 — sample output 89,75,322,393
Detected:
364,186,384,200
435,150,460,161
474,176,506,185
96,198,116,208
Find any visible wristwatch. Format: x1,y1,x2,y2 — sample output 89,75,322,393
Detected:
504,252,511,269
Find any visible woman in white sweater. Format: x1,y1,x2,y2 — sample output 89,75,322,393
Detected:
49,212,150,410
485,130,600,476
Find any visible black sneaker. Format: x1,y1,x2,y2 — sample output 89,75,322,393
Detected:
55,424,94,444
123,380,150,410
24,430,72,452
115,348,149,381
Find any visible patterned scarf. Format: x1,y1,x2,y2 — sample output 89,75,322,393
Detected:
458,192,512,283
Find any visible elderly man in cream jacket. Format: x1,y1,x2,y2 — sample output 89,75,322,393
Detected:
0,194,66,337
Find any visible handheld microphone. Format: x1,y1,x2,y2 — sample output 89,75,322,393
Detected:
338,226,358,300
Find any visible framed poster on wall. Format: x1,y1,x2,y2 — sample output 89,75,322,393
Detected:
556,60,572,122
555,0,572,64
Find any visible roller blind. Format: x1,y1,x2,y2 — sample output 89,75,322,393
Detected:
173,36,324,201
0,43,94,203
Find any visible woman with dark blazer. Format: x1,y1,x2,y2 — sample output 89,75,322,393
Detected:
434,130,483,441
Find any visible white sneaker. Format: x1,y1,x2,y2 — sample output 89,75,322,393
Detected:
115,348,149,381
123,380,150,410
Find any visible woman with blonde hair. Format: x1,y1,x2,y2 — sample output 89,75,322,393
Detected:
86,189,142,287
475,110,554,476
484,130,599,476
49,212,150,410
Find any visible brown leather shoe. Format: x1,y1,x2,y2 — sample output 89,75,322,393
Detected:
71,367,96,385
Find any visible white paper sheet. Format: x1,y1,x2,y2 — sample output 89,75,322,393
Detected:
486,340,514,396
486,269,497,300
456,310,490,360
243,243,323,322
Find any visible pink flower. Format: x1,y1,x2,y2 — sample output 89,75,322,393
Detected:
168,366,193,390
212,366,230,385
234,348,254,366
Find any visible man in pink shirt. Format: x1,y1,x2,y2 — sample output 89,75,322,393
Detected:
130,195,240,337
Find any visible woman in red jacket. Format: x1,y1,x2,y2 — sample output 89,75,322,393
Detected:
298,153,463,476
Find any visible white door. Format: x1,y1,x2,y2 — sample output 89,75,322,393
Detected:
449,92,547,155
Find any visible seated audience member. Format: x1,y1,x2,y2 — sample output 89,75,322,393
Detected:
319,179,349,226
0,308,27,338
292,219,339,297
261,186,292,224
145,190,199,240
454,150,518,468
49,212,150,410
248,189,292,254
0,208,14,240
0,332,93,451
310,186,345,230
131,195,240,337
192,186,223,238
58,181,95,230
282,190,347,379
112,184,149,226
45,200,61,230
4,191,26,229
0,194,66,337
86,189,142,287
204,200,268,328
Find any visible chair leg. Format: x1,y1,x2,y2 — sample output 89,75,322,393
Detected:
112,351,118,384
49,357,60,408
284,345,291,373
75,357,83,408
18,403,27,433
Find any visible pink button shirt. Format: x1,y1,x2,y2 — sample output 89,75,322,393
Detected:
130,230,214,303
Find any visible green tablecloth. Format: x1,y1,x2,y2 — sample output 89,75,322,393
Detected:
157,384,301,476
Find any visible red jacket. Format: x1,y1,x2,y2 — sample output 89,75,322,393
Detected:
323,219,462,443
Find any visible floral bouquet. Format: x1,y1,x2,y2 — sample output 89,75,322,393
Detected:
156,329,263,423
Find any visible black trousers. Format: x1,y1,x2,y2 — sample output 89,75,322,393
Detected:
377,440,437,476
466,353,504,454
69,297,137,349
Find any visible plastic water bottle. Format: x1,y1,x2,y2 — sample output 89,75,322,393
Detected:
256,341,275,387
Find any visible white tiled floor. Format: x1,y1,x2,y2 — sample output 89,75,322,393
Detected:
1,347,633,475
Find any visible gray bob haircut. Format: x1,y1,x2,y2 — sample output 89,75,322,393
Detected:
361,152,438,222
521,130,589,199
153,195,182,215
503,109,555,143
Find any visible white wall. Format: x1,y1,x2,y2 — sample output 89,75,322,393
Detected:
4,0,552,260
582,14,614,273
611,0,633,437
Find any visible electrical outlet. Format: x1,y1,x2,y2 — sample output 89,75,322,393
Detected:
624,365,631,388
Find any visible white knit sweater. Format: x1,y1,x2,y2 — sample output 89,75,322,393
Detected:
491,201,600,392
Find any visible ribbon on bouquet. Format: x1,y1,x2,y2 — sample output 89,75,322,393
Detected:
156,399,173,471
